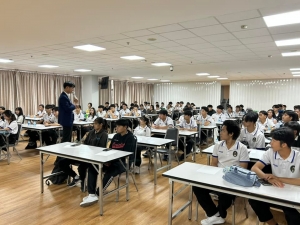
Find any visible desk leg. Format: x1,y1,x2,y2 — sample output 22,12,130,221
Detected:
6,135,10,165
40,152,44,193
154,146,157,185
79,125,82,142
126,156,129,201
98,163,103,216
168,179,174,225
168,144,172,170
188,186,193,220
207,155,211,165
39,131,43,147
183,136,186,162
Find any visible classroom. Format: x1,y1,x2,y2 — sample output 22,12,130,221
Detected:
1,1,300,225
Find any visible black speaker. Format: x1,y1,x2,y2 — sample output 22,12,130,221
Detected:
99,77,109,89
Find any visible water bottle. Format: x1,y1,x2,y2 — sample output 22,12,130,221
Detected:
27,120,30,126
33,121,36,127
218,117,221,123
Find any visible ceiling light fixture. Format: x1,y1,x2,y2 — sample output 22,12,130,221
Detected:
217,78,228,80
292,71,300,74
73,44,106,52
0,58,14,63
290,68,300,71
275,38,300,46
196,73,210,76
131,77,143,79
282,52,300,57
207,76,220,78
152,62,172,67
263,10,300,27
241,25,248,29
38,65,58,68
120,55,145,60
147,78,158,80
161,80,170,82
293,75,300,77
74,69,92,72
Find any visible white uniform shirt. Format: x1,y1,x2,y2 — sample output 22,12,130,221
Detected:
238,126,265,150
4,120,18,134
259,148,300,178
130,110,141,117
43,113,55,123
134,125,151,137
37,110,46,117
212,141,250,168
73,112,84,121
196,115,214,125
86,115,97,122
97,111,106,118
0,119,4,128
154,117,174,127
16,115,24,124
119,109,130,117
179,119,197,129
233,111,242,117
212,113,227,122
225,112,234,118
107,111,119,118
257,118,275,130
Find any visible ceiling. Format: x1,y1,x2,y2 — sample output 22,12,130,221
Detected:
2,0,300,84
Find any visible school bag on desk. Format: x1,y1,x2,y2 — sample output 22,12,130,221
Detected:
222,165,261,187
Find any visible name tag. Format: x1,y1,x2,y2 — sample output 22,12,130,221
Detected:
272,164,278,167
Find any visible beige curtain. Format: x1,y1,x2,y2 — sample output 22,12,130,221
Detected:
0,70,82,115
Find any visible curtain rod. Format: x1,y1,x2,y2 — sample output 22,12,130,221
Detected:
0,68,81,77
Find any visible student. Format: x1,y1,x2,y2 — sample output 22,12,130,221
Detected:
193,120,249,225
283,104,287,111
146,105,156,114
207,105,216,116
144,102,149,110
0,110,18,150
103,102,110,112
178,110,197,161
183,102,193,111
59,117,108,191
146,102,151,110
160,102,165,110
86,103,92,114
139,104,146,115
97,105,106,118
80,119,135,207
43,107,60,145
284,121,300,149
249,127,300,225
225,105,234,118
196,106,214,145
152,110,174,129
238,111,265,150
155,104,160,111
81,107,97,139
178,101,184,112
278,104,284,113
105,104,119,119
277,110,299,128
234,105,241,117
166,104,173,117
73,105,84,122
294,105,300,121
211,105,227,123
115,103,120,111
36,104,46,118
258,110,275,131
133,116,151,172
130,104,141,117
119,104,130,117
272,104,283,122
240,104,245,115
15,107,25,124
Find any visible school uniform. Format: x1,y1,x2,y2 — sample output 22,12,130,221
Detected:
146,109,157,114
107,111,119,118
134,125,151,166
178,119,197,159
225,112,234,118
207,109,216,116
119,108,130,117
212,113,227,123
103,106,110,112
16,115,25,124
238,126,265,150
233,111,242,117
292,136,300,151
36,110,46,117
0,120,18,150
274,112,283,122
73,111,84,121
154,117,174,127
249,148,300,224
257,118,275,130
97,111,106,118
81,115,97,139
193,141,249,219
196,115,214,125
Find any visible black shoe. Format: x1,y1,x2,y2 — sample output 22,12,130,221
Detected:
1,147,7,151
179,154,185,161
25,142,37,149
68,177,81,187
163,156,168,161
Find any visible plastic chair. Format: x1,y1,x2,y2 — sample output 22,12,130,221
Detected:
8,124,22,160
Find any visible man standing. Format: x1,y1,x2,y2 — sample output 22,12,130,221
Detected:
59,81,78,142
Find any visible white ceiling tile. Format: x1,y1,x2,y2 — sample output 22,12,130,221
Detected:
245,42,276,49
188,42,215,50
233,28,270,38
225,49,253,54
80,37,105,44
131,45,157,51
149,24,184,33
61,41,87,47
197,47,225,53
176,49,199,55
165,45,191,52
174,37,206,45
160,30,196,40
269,24,300,35
189,25,228,36
101,34,129,41
212,39,242,47
112,47,136,53
95,42,123,49
216,10,260,23
202,33,236,42
240,35,273,44
179,17,220,28
219,45,247,51
205,51,229,56
112,38,145,46
146,48,170,54
134,35,169,43
272,31,300,41
251,47,279,53
151,41,180,48
122,29,154,38
223,18,266,32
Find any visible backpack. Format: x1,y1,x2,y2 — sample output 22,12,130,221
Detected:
45,157,68,185
222,165,261,187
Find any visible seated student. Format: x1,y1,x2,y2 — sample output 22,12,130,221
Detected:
43,107,60,145
85,102,92,114
152,110,174,130
183,102,193,112
73,105,84,141
207,105,216,116
283,104,287,112
294,105,300,121
81,107,97,139
115,103,120,111
0,110,19,150
105,104,119,119
119,104,130,117
193,120,249,225
238,111,265,150
233,105,242,117
191,103,196,109
178,101,184,112
80,119,134,207
249,127,300,225
174,102,180,110
15,107,25,124
166,104,173,117
103,102,110,112
225,105,234,118
155,104,160,111
258,110,275,131
211,105,227,123
267,109,278,124
97,105,106,118
143,102,149,110
146,102,151,110
35,104,46,118
139,104,146,115
177,110,197,161
196,106,214,145
25,104,55,149
133,116,151,172
59,117,108,190
240,104,246,115
129,104,141,117
146,105,156,114
278,103,284,114
0,106,5,119
276,110,299,128
284,121,300,150
160,102,165,110
273,104,283,122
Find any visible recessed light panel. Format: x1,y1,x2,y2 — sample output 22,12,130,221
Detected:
207,76,220,78
147,79,158,80
73,44,106,52
217,78,228,80
121,56,145,60
132,77,143,79
74,69,92,72
292,71,300,74
263,10,300,27
282,52,300,57
38,65,58,68
275,38,300,46
152,63,172,67
161,80,170,82
290,68,300,71
0,58,13,63
196,73,210,76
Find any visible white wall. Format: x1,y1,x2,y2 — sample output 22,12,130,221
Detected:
82,75,99,110
153,81,221,107
230,79,300,111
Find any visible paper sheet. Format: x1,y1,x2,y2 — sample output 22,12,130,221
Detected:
196,166,222,175
96,151,115,156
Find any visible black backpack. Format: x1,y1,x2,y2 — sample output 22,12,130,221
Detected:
45,157,68,185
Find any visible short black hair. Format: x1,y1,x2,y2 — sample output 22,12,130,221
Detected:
294,105,300,110
88,102,92,107
94,117,108,130
45,104,53,109
184,110,193,117
270,127,294,148
0,106,5,110
53,107,59,112
98,105,104,109
159,110,168,116
207,105,213,108
116,118,129,127
244,111,258,123
105,102,109,105
3,110,16,121
110,104,116,109
201,106,209,113
122,103,128,107
217,105,224,110
227,105,232,110
15,107,24,116
223,120,240,140
133,104,139,108
240,104,244,108
284,110,299,121
283,105,286,108
63,81,75,88
273,104,279,108
278,104,283,107
284,121,300,136
39,104,44,108
76,105,82,109
236,105,240,109
259,110,268,117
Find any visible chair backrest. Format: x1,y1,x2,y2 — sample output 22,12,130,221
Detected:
13,124,22,146
131,135,138,167
164,127,179,147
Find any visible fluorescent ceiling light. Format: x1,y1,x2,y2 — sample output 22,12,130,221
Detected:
290,68,300,71
38,65,58,68
131,77,143,79
151,62,172,67
292,71,300,74
196,73,210,76
120,55,145,60
217,78,228,80
74,69,92,72
0,58,13,63
73,44,106,52
276,38,300,46
293,75,300,77
282,52,300,57
147,78,158,80
263,10,300,27
161,80,170,82
207,76,220,78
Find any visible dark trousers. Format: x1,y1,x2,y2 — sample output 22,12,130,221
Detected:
62,126,73,142
81,126,91,139
42,130,58,145
135,146,143,167
58,158,88,180
0,134,17,147
193,186,235,218
248,199,300,225
178,137,194,155
28,130,39,142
